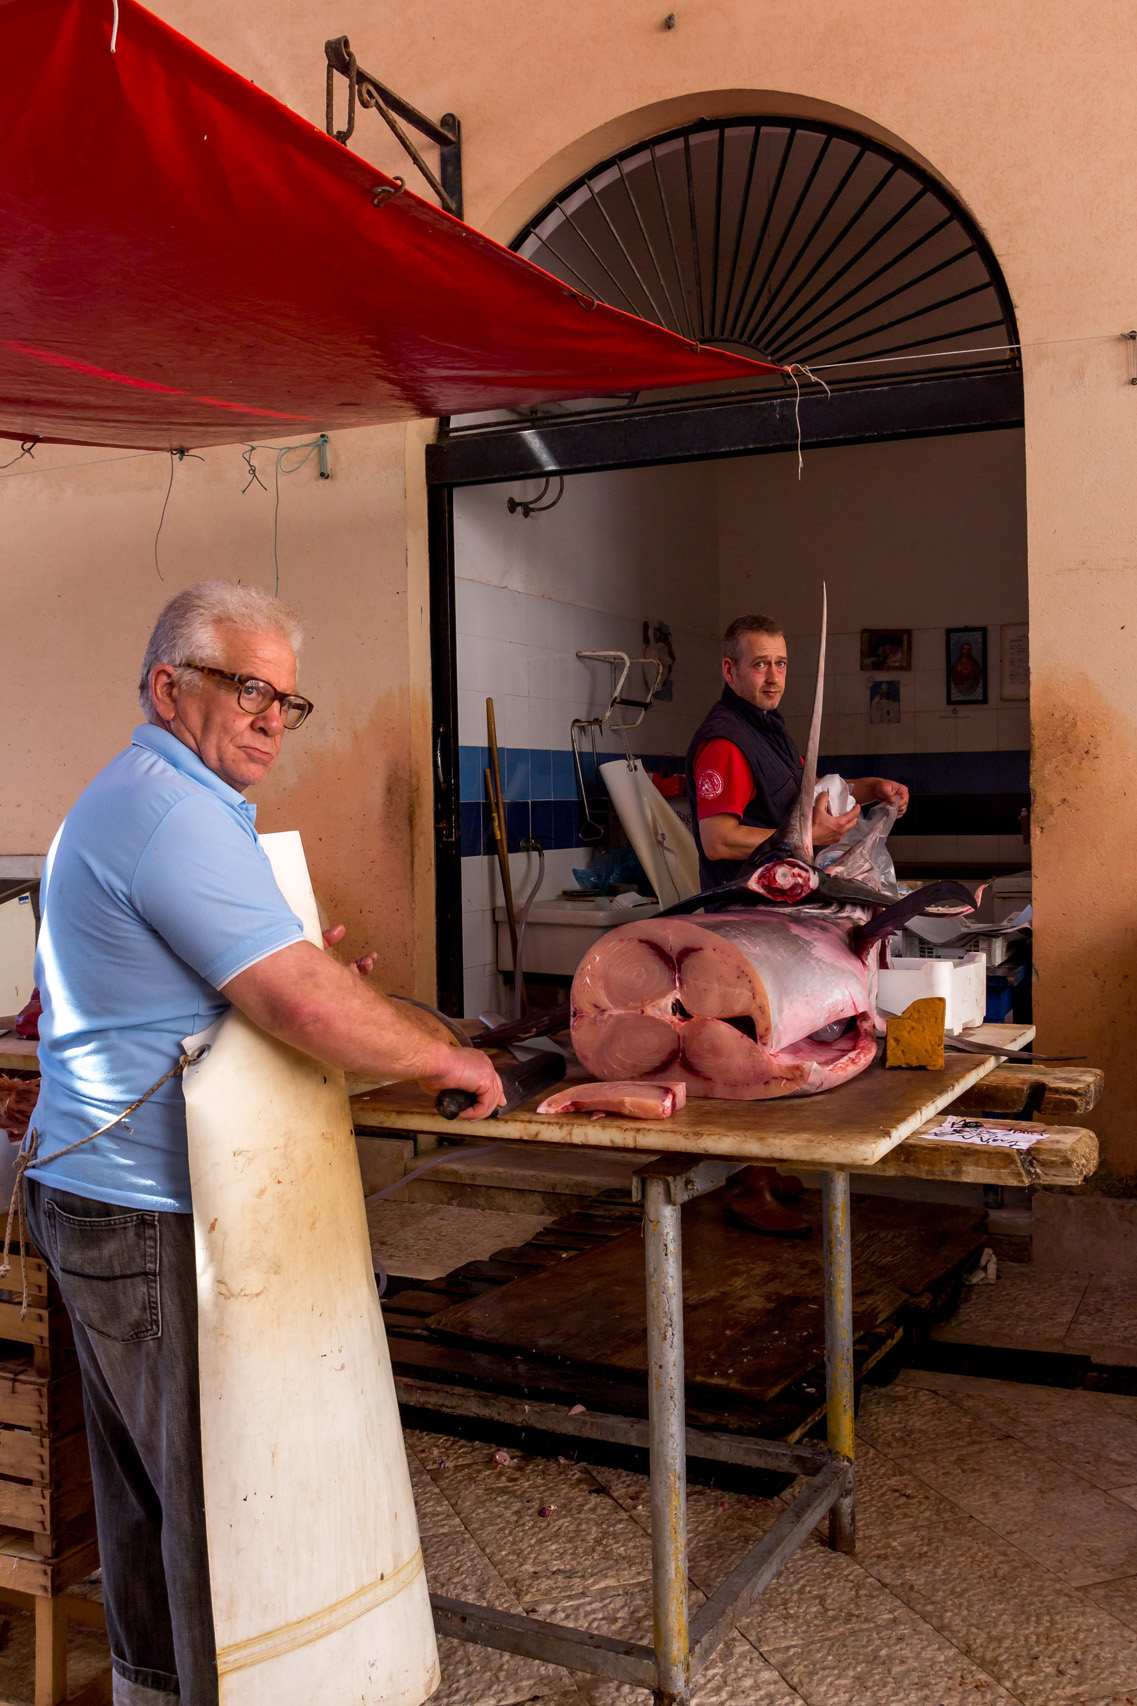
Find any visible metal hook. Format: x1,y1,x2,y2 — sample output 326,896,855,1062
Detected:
372,177,406,208
571,719,606,845
507,475,565,518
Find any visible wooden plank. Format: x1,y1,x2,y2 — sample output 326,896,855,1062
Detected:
429,1193,985,1405
0,1467,94,1541
0,1257,49,1302
952,1065,1104,1119
0,1365,84,1438
0,1531,99,1597
355,1049,1015,1167
34,1591,68,1706
0,1303,55,1349
863,1119,1098,1187
0,1037,38,1073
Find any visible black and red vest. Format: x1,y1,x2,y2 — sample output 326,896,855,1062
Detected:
685,686,804,889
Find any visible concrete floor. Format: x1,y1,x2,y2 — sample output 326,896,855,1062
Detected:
409,1368,1137,1706
5,1245,1136,1703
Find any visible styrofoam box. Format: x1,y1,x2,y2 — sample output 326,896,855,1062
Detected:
877,952,987,1035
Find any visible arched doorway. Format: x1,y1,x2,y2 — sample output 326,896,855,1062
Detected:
430,113,1026,1019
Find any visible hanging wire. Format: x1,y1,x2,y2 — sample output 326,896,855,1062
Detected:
153,449,203,580
242,437,329,594
153,454,175,581
0,438,39,472
241,446,267,494
0,450,156,481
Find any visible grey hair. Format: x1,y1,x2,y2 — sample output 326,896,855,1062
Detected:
723,613,784,668
139,581,304,723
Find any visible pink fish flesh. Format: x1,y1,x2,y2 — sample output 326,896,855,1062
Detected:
571,911,879,1100
537,1080,687,1119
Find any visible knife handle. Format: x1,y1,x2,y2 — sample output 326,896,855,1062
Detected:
435,1087,478,1121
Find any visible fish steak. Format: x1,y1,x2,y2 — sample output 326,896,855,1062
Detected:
571,911,878,1099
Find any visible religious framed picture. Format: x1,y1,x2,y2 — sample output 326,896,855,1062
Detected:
869,680,901,723
1001,623,1029,700
946,627,987,704
861,629,911,671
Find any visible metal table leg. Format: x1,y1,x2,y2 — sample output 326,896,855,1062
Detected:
822,1169,856,1553
427,1154,850,1694
643,1173,690,1706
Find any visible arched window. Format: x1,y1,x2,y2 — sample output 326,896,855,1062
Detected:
512,117,1018,383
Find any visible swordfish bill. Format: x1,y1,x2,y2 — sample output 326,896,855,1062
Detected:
787,580,826,861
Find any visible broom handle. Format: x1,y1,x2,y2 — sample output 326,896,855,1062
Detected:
484,762,519,976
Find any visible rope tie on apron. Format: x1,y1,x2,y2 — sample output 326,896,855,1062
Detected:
0,1045,211,1319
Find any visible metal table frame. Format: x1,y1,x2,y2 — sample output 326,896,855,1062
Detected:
411,1153,856,1706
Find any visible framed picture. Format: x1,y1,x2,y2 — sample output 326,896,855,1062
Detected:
869,679,901,724
1001,622,1029,700
861,629,911,671
946,627,987,704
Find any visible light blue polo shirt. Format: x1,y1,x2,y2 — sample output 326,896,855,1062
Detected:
29,725,305,1213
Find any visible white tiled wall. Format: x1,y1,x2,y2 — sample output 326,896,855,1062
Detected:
462,846,582,1019
454,464,726,759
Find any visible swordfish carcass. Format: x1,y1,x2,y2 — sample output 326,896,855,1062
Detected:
572,585,977,1100
571,909,880,1099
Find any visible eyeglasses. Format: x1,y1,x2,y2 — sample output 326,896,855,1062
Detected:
187,664,314,730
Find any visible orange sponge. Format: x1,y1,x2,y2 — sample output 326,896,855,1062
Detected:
885,997,946,1069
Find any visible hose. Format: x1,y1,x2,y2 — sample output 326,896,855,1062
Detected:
512,842,546,1021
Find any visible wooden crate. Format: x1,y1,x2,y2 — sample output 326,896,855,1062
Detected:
0,1247,106,1706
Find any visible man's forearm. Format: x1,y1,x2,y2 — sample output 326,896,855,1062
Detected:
698,814,775,862
223,941,458,1081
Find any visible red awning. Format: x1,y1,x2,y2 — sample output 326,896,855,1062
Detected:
0,0,779,450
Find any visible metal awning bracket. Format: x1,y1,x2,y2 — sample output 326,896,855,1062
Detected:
324,35,462,219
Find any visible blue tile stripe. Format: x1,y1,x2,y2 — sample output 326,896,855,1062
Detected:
457,747,1031,857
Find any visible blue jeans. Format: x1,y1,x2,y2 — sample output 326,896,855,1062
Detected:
26,1182,218,1706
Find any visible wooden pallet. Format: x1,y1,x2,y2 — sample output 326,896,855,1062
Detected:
0,1248,106,1706
380,1188,987,1470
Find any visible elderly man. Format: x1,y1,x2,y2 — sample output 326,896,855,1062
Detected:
23,581,501,1706
687,614,908,1235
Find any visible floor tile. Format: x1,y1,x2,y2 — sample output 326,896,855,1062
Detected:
1083,1575,1137,1634
857,1506,1137,1705
0,1609,110,1705
572,1632,805,1705
408,1455,587,1705
735,1530,904,1648
904,1436,1137,1585
858,1380,1009,1460
894,1371,1137,1490
427,1451,655,1606
368,1200,553,1280
762,1608,1020,1705
930,1265,1091,1350
1067,1279,1137,1361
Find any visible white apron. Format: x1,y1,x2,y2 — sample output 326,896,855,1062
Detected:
183,831,439,1706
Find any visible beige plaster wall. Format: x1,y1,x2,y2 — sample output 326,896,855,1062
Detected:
5,0,1137,1172
1,426,434,995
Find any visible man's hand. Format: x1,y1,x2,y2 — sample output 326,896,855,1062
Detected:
0,1076,37,1144
322,924,377,977
850,778,909,817
419,1049,505,1120
812,793,860,848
